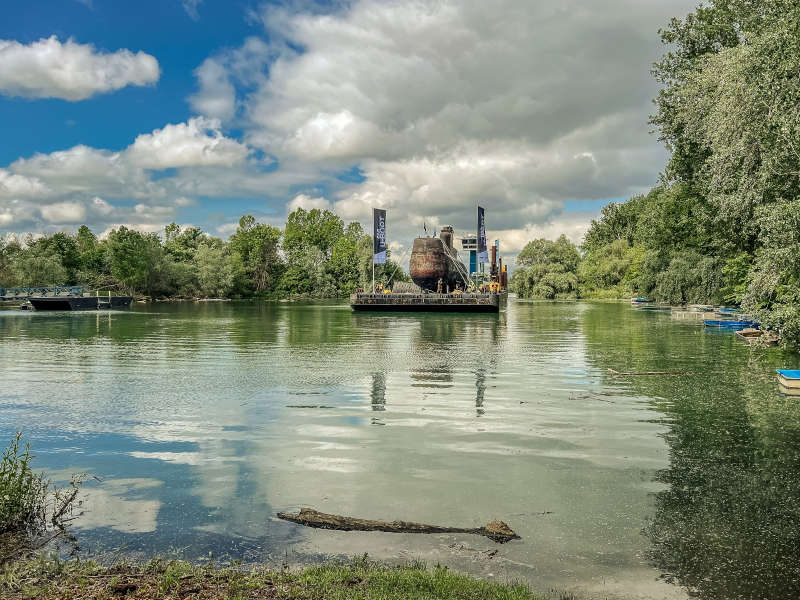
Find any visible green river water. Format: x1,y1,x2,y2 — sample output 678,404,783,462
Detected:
1,299,798,599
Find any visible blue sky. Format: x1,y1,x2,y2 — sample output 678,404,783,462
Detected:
0,0,695,251
0,0,259,161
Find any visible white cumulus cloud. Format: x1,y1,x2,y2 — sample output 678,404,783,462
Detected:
0,36,159,101
0,169,50,198
190,0,696,244
287,193,331,213
40,201,87,223
126,117,250,169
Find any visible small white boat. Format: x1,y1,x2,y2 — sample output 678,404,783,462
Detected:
778,383,800,397
777,370,800,389
737,329,779,346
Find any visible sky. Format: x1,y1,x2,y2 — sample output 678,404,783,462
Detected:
0,0,697,257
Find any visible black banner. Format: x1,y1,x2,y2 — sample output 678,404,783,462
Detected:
478,205,488,263
373,208,387,264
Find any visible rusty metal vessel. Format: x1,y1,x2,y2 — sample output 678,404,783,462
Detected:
409,226,468,292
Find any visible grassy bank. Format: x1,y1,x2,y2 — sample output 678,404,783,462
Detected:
1,555,545,600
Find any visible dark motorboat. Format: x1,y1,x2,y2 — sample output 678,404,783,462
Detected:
29,296,133,311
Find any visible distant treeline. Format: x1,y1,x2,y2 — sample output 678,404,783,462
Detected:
0,208,407,299
511,0,800,348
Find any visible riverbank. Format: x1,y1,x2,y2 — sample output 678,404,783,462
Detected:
1,555,544,599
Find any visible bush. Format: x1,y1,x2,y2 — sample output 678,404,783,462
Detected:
0,433,48,536
0,433,82,561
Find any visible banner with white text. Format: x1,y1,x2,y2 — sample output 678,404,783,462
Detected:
478,206,488,264
373,208,387,264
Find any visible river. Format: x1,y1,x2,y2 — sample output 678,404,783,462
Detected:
1,299,798,599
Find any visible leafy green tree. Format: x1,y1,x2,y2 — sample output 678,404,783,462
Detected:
0,237,22,287
194,245,234,298
743,200,800,347
164,223,210,262
653,251,723,305
74,225,110,286
579,239,642,298
283,208,344,259
511,235,580,299
107,227,166,296
12,251,67,287
25,233,80,282
582,198,645,254
280,247,337,298
229,216,283,295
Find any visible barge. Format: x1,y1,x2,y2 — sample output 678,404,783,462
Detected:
355,207,505,313
29,296,133,311
350,292,499,313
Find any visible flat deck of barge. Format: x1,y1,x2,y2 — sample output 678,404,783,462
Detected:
350,292,500,313
29,296,133,310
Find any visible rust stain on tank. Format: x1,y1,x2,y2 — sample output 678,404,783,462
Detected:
409,226,466,291
409,237,449,291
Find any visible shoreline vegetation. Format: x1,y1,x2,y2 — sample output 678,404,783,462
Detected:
0,434,546,600
510,0,800,350
1,556,546,600
0,208,408,305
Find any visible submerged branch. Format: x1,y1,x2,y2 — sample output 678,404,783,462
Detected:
277,508,521,544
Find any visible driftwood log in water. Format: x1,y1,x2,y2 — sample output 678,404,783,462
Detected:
277,508,520,544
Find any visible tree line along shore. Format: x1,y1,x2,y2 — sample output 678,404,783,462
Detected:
3,4,798,349
0,1,796,321
511,0,800,350
0,208,407,302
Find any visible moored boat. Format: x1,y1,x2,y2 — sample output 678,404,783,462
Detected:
736,328,779,346
689,304,714,312
777,369,800,390
778,383,800,397
637,304,671,311
29,296,133,311
703,319,757,330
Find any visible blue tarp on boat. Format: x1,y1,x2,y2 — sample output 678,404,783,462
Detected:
777,369,800,379
703,320,757,330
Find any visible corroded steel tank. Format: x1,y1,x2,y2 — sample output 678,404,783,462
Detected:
409,226,465,291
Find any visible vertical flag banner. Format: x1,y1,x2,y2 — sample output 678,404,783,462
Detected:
478,206,488,263
373,208,387,264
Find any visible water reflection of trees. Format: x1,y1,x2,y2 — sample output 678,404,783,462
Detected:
370,372,386,411
645,386,800,599
581,303,800,599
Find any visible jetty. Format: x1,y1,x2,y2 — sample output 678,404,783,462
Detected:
28,296,133,310
0,286,132,311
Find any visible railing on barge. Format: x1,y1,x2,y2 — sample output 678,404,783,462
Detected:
0,286,84,300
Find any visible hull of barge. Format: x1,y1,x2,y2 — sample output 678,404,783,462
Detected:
29,296,133,311
350,293,499,313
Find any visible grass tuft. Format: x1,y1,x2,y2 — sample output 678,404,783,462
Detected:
1,554,545,599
